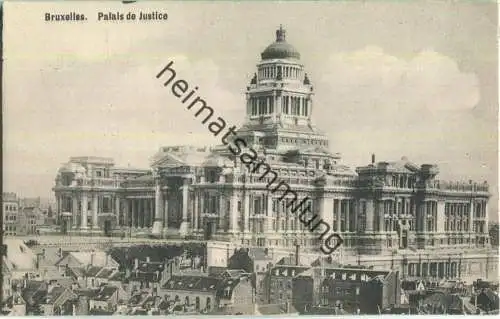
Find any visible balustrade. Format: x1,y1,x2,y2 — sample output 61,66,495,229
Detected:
426,180,489,192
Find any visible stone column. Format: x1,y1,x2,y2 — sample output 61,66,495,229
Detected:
243,192,250,233
363,199,373,233
123,198,129,228
146,199,151,228
193,191,199,231
152,176,164,235
335,199,341,232
141,199,145,228
115,196,120,226
229,192,239,234
219,195,226,231
378,200,385,232
92,193,98,229
484,201,489,235
320,196,334,231
266,194,273,233
346,200,351,232
81,192,88,229
179,180,190,236
131,200,136,228
72,195,78,228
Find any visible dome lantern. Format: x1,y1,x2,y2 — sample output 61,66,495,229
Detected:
261,25,301,60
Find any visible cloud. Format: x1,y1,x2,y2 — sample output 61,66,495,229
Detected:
312,46,492,184
3,51,241,197
319,46,480,116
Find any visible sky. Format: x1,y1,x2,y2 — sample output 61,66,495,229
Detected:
2,1,498,220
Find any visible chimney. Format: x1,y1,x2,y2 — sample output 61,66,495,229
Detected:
134,258,139,269
90,251,95,266
42,248,46,259
286,301,290,313
57,247,62,257
146,256,151,263
295,244,300,266
371,154,375,164
105,254,109,266
264,248,269,257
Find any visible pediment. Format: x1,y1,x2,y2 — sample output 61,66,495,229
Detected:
151,153,186,168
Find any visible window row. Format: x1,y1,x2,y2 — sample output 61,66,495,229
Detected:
4,205,17,212
258,65,302,80
250,97,274,116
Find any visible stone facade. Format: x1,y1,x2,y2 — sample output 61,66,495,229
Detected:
53,26,496,282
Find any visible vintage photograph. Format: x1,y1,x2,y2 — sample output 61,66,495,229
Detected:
1,0,499,316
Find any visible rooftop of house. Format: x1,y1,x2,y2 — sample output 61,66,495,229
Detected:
163,275,220,292
270,265,310,278
3,239,37,273
55,250,115,268
107,244,205,267
90,285,119,301
276,255,303,266
163,274,247,299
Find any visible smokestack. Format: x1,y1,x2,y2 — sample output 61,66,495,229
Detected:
295,244,300,266
371,154,375,164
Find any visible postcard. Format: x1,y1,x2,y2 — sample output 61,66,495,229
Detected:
1,0,498,316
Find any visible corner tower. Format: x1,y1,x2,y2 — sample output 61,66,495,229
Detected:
237,26,340,165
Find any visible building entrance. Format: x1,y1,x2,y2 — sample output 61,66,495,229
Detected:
103,220,112,237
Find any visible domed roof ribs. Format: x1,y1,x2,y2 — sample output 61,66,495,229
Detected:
260,25,301,60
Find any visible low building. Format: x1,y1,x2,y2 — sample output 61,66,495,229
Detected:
21,280,77,316
2,192,20,236
267,265,309,305
55,250,119,269
293,266,400,314
128,257,169,294
3,239,37,279
159,273,253,314
86,285,128,312
228,247,273,303
2,256,13,303
19,207,40,235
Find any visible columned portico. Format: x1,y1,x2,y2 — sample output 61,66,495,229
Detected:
52,28,494,282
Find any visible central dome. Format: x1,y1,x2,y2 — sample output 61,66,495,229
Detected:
261,26,301,60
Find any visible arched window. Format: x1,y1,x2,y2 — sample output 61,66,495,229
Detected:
206,297,211,311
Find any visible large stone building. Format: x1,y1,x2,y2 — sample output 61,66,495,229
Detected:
53,26,496,282
2,192,41,236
